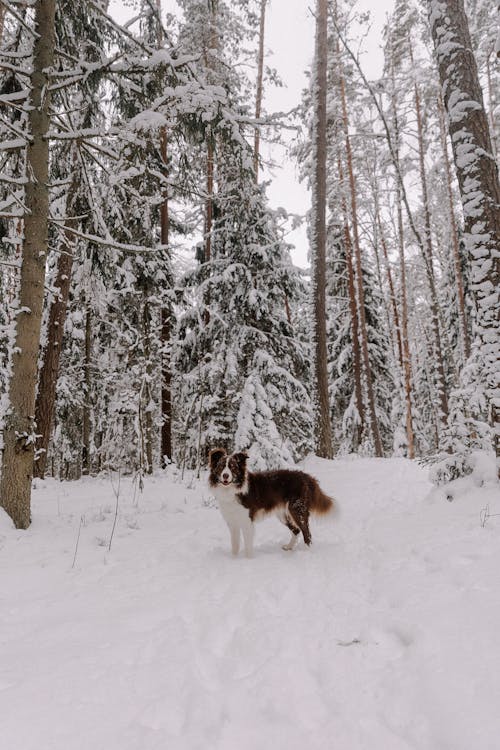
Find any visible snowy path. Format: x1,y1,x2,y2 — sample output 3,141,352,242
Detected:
1,457,499,750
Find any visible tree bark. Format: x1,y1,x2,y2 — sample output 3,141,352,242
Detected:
311,0,333,458
81,306,92,475
427,0,500,463
253,0,267,180
336,28,383,457
202,4,218,326
410,43,449,431
437,94,470,361
0,0,56,528
33,165,79,479
159,117,172,462
388,60,415,459
376,211,403,369
338,157,364,447
156,0,172,465
397,182,416,460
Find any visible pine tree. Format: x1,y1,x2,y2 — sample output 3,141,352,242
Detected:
427,0,500,467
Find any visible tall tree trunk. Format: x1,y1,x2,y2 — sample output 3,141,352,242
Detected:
203,4,218,326
376,211,403,369
142,294,153,474
338,157,364,447
410,44,449,431
0,0,56,529
485,52,497,158
0,5,5,43
81,305,92,475
336,28,383,457
33,165,79,479
427,0,500,464
389,64,415,459
311,0,333,458
437,94,470,361
254,0,267,180
397,190,416,460
156,0,172,464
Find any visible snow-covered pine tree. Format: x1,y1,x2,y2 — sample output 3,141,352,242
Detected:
176,165,312,470
427,0,500,474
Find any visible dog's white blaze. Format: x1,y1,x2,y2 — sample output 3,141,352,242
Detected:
220,457,233,484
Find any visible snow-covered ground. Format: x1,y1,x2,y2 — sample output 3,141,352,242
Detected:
1,456,499,750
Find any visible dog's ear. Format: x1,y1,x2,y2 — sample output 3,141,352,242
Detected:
209,447,226,468
232,451,248,466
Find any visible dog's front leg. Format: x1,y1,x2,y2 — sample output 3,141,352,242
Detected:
229,525,240,556
242,520,255,558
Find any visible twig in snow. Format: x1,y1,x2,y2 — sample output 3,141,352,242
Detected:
71,514,85,568
108,470,121,552
480,505,500,528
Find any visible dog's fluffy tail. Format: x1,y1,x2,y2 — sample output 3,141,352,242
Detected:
311,486,335,515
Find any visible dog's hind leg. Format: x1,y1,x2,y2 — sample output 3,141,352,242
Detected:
282,521,300,551
289,499,312,547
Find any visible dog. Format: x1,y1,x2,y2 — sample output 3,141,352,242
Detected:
208,448,335,557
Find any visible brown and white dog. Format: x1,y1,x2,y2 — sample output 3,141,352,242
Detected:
208,448,335,557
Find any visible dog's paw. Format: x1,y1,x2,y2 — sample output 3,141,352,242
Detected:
282,543,294,551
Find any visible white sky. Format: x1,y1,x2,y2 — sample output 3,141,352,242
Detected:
109,0,396,268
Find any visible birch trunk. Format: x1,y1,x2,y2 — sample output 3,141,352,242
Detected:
0,0,56,528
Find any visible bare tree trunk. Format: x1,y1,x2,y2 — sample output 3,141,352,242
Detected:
376,212,403,369
389,63,415,458
33,166,79,479
0,5,5,43
142,295,153,474
203,5,218,326
336,28,383,457
81,306,92,475
338,157,364,447
254,0,267,180
311,0,333,458
156,0,172,465
410,45,449,431
158,114,171,464
397,192,416,460
205,138,214,265
427,0,500,464
437,95,470,361
485,52,497,158
0,0,56,528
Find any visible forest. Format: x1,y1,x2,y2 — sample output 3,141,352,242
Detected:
0,0,498,529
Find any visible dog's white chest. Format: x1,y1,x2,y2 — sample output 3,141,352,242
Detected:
214,486,248,527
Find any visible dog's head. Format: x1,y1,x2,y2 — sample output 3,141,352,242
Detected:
209,448,248,490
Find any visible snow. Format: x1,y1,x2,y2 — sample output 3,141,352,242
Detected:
1,457,499,750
